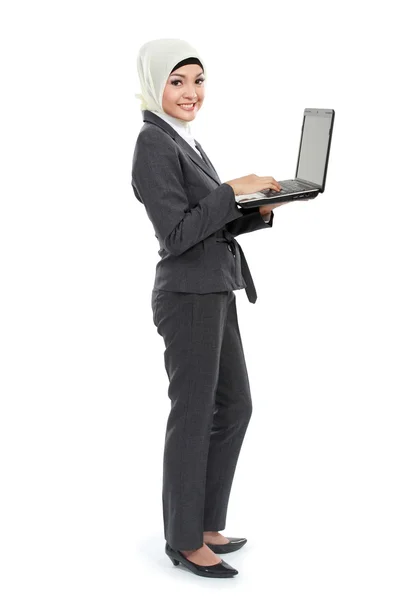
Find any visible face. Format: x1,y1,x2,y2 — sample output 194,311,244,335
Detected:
162,64,205,121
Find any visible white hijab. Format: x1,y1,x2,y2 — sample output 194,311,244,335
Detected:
135,38,207,129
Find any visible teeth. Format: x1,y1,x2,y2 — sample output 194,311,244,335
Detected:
180,103,195,108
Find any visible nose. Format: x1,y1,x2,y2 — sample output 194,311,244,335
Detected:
183,86,198,101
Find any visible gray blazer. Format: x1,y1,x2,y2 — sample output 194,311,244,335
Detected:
131,109,274,297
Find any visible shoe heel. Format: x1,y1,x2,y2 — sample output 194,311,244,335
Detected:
168,555,180,566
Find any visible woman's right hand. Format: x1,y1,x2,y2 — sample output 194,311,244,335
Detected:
225,174,281,195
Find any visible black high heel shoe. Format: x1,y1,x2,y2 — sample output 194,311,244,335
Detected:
204,537,247,554
165,542,239,578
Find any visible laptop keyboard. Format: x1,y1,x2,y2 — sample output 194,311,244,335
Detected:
260,179,314,194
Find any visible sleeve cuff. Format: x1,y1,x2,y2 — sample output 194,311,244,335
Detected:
262,211,273,223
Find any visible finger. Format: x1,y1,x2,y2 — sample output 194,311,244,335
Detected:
266,181,281,190
271,179,281,190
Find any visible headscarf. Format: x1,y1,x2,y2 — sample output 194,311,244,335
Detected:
135,38,207,118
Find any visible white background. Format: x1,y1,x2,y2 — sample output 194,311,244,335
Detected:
1,1,399,598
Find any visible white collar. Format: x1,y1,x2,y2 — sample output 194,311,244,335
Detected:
151,110,196,146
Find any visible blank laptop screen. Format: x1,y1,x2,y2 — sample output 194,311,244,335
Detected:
297,114,332,187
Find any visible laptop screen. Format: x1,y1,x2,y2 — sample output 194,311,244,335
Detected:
296,110,333,188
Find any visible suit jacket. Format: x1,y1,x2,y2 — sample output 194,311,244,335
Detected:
131,109,274,296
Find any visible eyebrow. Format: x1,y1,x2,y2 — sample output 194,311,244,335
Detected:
170,72,204,78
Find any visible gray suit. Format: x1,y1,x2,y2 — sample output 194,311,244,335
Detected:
131,110,274,302
131,110,274,551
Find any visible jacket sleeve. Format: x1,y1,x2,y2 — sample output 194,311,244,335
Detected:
131,130,244,256
225,206,274,237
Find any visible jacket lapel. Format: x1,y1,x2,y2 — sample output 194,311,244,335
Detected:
142,110,221,186
193,141,221,184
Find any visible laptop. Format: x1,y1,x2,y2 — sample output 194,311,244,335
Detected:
235,108,335,207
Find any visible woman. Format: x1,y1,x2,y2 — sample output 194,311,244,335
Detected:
131,38,288,578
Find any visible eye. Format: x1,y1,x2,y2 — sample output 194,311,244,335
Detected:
171,78,205,86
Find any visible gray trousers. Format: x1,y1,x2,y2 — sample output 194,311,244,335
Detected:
151,289,253,551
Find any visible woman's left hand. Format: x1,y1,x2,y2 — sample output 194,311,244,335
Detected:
259,206,272,217
259,201,291,216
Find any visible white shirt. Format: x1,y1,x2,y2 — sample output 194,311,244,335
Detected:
150,110,272,223
151,110,203,158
